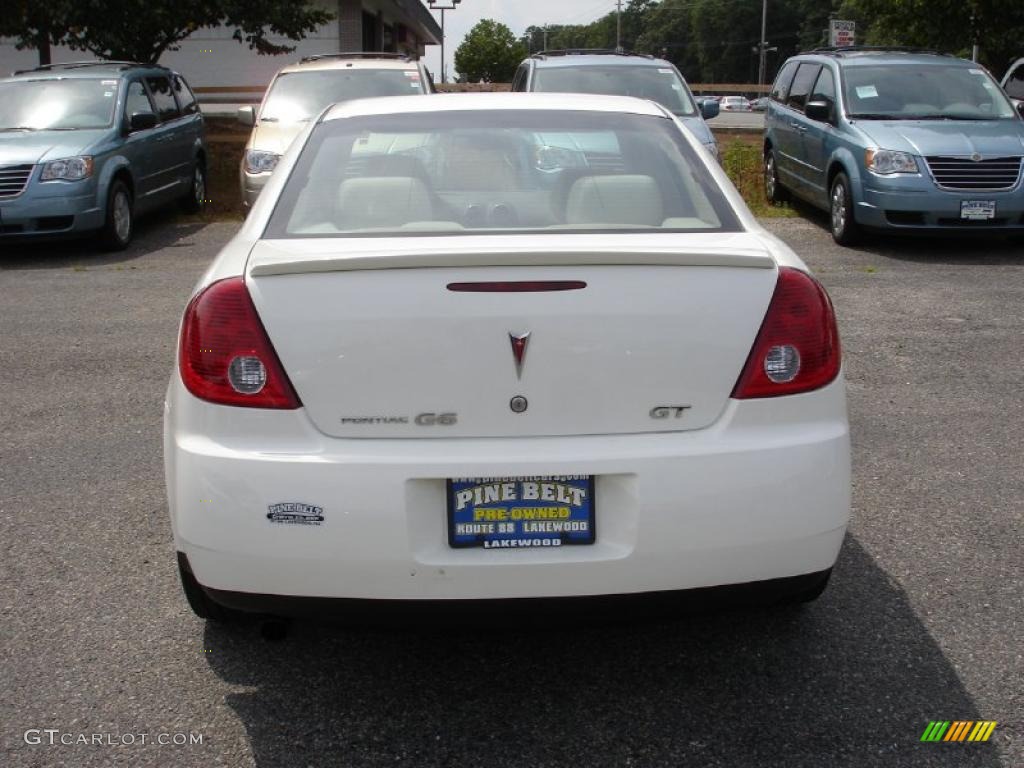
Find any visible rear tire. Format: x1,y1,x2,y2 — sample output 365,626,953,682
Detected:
99,180,133,251
178,555,240,623
180,161,206,214
829,172,862,246
764,149,789,204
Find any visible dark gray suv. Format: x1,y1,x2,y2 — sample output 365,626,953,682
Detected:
0,61,207,250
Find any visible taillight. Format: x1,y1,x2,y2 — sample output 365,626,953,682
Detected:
179,277,301,409
732,267,840,398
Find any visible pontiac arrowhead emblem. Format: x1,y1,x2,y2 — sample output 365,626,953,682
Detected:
509,332,530,380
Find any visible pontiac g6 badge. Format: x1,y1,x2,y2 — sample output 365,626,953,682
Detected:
509,332,531,379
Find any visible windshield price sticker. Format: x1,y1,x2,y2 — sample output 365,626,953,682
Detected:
447,476,595,549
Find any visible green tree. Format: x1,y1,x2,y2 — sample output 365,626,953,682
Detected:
2,0,333,65
0,1,74,65
455,19,527,82
839,0,1024,73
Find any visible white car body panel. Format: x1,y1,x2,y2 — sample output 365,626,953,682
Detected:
165,376,849,600
165,93,850,604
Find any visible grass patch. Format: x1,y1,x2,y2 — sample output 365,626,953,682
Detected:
719,139,796,218
202,117,248,219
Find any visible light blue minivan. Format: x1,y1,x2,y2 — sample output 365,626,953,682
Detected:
0,61,207,250
763,48,1024,245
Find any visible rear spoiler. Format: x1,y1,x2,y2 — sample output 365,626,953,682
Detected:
248,243,775,277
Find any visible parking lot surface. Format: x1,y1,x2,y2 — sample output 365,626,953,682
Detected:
1,212,1021,767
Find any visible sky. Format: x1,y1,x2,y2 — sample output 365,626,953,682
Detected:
420,0,621,81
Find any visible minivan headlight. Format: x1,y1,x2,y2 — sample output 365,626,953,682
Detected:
866,148,918,174
40,156,94,181
244,150,280,174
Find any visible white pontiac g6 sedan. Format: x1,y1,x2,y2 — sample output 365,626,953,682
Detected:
164,93,850,621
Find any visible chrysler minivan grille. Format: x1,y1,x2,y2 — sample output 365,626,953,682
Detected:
925,156,1022,191
0,164,33,198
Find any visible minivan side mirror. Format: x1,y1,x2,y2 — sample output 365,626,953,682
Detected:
129,112,158,132
237,105,256,126
1016,100,1024,119
805,100,832,123
701,99,720,120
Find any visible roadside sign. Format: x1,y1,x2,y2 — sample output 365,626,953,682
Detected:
829,20,856,48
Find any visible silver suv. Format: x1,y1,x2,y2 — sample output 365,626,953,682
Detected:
238,53,434,208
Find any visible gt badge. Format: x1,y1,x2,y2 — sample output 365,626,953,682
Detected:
650,405,692,419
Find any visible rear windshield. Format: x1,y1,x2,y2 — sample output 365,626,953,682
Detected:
260,69,425,123
844,64,1016,120
532,66,698,117
264,110,740,238
0,78,118,130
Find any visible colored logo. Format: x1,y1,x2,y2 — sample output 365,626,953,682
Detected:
920,721,997,742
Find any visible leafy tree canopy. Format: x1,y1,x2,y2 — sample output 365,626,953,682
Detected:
838,0,1024,74
454,19,527,82
1,0,332,65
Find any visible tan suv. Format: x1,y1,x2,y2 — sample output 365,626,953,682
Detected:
238,53,433,208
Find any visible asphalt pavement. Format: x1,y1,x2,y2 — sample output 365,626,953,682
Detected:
1,210,1021,767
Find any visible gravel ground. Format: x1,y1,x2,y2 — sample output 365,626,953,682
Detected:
1,210,1021,767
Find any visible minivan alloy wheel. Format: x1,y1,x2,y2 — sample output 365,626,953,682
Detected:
828,172,861,246
113,189,131,242
764,150,788,204
180,162,206,214
830,184,846,236
192,167,205,208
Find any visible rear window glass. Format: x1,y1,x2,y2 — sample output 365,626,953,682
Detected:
770,61,799,102
786,63,821,110
173,75,199,115
146,76,180,122
264,110,740,238
260,69,425,123
1006,62,1024,99
532,65,697,117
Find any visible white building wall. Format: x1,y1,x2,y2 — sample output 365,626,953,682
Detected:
1,0,434,93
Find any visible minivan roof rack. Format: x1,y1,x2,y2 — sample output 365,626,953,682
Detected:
13,60,154,75
807,46,950,57
298,52,416,64
532,49,654,60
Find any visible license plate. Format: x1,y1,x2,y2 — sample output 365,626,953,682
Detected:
447,475,595,549
961,200,996,220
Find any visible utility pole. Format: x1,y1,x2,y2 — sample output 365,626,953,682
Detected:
428,0,461,84
757,0,768,86
970,3,979,62
616,0,623,52
544,25,548,51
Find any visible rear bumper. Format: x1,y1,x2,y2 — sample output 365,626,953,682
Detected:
194,563,834,622
165,376,850,601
